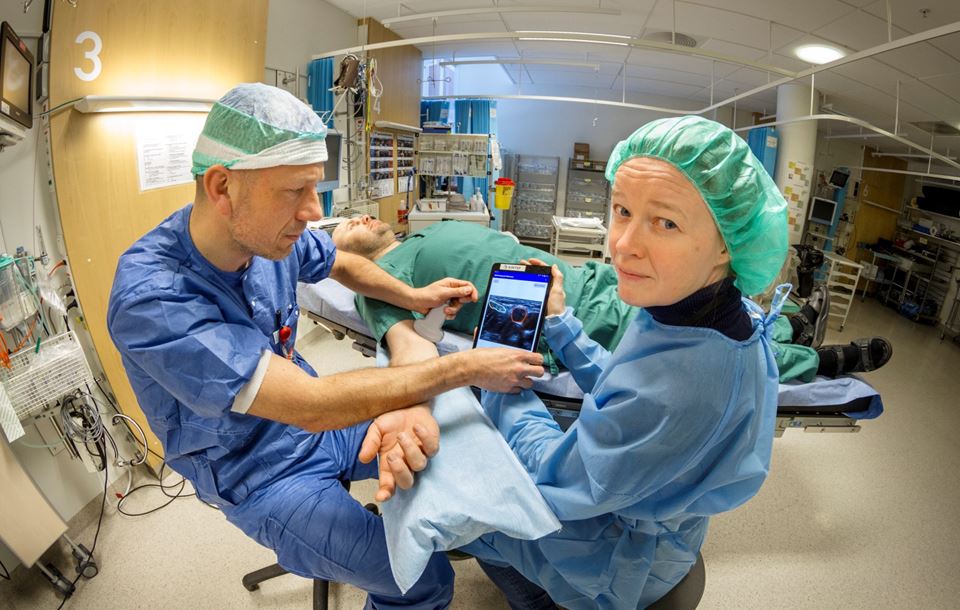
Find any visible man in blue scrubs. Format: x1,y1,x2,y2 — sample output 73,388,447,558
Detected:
107,84,544,609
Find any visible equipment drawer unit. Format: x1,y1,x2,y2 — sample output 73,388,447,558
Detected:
565,159,610,221
510,155,560,244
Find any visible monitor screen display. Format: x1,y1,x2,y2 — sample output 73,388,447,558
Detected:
317,131,341,193
829,169,849,189
1,22,33,129
808,197,837,226
2,38,29,111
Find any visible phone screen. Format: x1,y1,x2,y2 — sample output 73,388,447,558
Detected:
473,264,552,352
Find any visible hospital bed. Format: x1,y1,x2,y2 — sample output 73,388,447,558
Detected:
297,279,884,436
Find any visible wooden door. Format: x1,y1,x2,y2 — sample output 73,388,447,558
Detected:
48,0,267,467
850,147,907,263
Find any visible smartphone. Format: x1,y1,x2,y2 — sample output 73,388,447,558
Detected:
473,263,553,352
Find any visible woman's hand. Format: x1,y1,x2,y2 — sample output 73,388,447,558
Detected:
522,258,566,317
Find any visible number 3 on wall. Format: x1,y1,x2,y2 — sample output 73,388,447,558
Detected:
74,31,102,82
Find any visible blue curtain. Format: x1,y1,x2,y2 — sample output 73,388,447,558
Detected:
420,100,450,126
307,57,335,127
322,191,333,217
453,100,496,222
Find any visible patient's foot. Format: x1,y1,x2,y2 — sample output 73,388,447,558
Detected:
790,284,830,348
816,337,893,377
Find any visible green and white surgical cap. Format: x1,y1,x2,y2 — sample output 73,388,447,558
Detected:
605,115,788,296
192,83,327,176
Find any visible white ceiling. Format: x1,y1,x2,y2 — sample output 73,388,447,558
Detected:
325,0,960,160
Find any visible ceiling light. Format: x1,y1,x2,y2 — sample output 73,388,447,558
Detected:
382,7,620,27
517,30,631,40
439,59,601,71
519,37,629,47
794,44,845,64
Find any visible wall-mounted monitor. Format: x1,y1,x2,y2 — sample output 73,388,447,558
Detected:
808,196,838,226
829,169,849,189
317,131,341,193
0,22,34,130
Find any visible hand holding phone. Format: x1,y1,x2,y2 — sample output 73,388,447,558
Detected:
473,263,553,352
522,258,565,317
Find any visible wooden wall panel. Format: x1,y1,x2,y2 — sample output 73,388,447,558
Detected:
49,0,268,467
850,147,907,263
359,18,421,230
363,18,422,128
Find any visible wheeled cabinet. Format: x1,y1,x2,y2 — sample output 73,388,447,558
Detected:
564,159,610,223
504,155,560,245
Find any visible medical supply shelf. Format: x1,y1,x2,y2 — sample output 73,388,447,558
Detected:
881,212,960,323
564,159,610,223
415,133,489,177
369,131,396,198
822,252,863,331
504,154,560,244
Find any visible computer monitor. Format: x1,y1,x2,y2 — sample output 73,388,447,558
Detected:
829,169,849,189
808,196,837,226
0,22,34,129
317,131,341,193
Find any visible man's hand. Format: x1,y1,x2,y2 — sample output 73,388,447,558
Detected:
410,278,478,316
522,258,566,317
455,348,545,393
359,405,440,502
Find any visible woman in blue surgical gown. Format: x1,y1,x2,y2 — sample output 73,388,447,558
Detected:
461,116,790,609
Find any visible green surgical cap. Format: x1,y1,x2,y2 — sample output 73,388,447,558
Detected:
605,115,788,296
192,83,327,176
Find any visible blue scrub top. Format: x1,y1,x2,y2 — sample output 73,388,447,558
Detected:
464,303,780,609
107,204,337,507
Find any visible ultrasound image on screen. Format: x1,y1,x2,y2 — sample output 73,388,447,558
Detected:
477,295,544,351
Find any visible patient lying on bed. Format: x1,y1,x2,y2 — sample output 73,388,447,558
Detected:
331,218,892,380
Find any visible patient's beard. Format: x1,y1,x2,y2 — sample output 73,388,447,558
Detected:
350,227,395,260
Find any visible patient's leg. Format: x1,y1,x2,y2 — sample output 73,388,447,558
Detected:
816,337,893,376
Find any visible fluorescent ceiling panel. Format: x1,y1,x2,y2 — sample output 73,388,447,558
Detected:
514,40,630,63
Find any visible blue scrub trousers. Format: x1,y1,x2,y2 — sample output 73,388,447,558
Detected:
476,559,558,610
222,422,455,609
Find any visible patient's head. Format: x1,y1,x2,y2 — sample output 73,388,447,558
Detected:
331,215,398,259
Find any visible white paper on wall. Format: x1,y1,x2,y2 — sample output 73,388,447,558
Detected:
136,119,203,192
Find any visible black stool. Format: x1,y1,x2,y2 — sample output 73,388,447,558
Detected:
647,552,706,610
242,563,330,610
241,480,377,610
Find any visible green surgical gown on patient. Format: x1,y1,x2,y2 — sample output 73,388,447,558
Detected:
355,221,638,366
355,221,818,382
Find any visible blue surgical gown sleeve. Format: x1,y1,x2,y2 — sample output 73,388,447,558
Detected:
484,323,742,522
543,307,611,393
109,289,272,419
296,228,337,283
